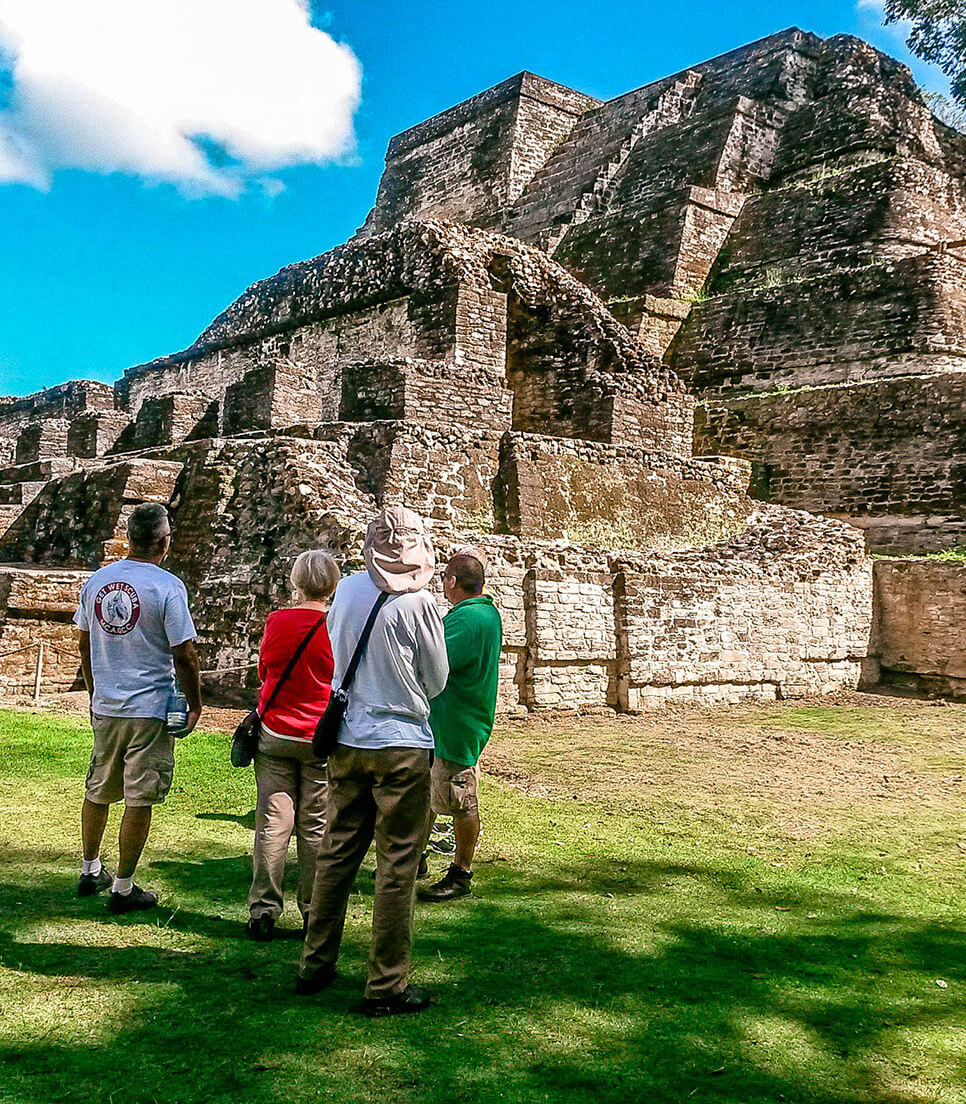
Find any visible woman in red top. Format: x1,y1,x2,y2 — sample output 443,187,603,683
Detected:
247,549,340,941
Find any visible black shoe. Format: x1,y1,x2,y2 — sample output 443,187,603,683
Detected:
417,863,472,903
363,984,432,1018
295,969,336,995
77,867,113,897
107,884,158,914
245,914,275,942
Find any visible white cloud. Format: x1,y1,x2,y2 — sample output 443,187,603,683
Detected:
0,0,362,196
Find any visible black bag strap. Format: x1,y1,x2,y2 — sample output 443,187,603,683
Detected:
338,592,390,693
259,613,327,719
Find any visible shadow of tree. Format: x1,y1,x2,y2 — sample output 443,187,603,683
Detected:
1,850,963,1104
195,810,257,831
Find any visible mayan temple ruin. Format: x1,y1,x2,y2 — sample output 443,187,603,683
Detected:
1,28,964,706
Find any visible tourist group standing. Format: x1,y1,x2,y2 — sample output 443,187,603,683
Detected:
73,502,503,1017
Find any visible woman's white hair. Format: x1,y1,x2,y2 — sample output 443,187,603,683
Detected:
290,549,340,602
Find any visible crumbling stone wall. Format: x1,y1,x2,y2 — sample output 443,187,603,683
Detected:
614,508,873,707
0,567,89,695
873,559,966,699
0,381,114,454
0,459,183,567
4,29,919,710
495,432,752,547
695,374,966,554
360,73,598,236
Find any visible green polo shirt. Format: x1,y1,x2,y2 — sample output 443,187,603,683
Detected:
429,595,503,767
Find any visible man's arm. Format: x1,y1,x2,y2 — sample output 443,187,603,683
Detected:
172,639,203,736
415,599,449,700
78,630,94,697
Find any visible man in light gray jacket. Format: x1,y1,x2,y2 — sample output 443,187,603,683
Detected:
298,506,447,1016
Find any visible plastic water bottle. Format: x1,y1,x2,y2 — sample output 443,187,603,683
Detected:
166,685,188,735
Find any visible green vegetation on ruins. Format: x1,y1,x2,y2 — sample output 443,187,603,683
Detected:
1,699,964,1104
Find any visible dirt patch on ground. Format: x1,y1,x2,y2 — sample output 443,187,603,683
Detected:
7,689,964,823
483,692,966,826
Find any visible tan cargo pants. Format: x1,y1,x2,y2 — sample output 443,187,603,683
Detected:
299,743,431,998
249,731,328,921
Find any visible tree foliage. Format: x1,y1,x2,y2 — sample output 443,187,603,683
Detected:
884,0,966,108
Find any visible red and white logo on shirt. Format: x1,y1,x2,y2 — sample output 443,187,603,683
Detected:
93,581,141,636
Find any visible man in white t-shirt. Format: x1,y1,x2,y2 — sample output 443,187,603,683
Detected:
73,503,202,913
298,507,448,1016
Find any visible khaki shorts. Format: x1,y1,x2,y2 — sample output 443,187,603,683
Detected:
85,715,175,807
430,756,479,816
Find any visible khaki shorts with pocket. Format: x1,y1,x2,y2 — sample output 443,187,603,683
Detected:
85,715,175,807
430,756,479,816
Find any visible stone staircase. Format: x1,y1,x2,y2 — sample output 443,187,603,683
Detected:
506,70,703,250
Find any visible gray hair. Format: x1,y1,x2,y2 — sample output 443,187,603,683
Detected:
290,549,340,602
127,503,170,554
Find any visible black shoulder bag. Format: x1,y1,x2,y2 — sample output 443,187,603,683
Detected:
312,592,389,760
230,613,328,768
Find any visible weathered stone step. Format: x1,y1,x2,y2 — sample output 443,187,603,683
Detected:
0,481,45,505
0,458,184,567
0,458,77,485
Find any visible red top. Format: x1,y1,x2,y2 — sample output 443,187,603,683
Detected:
257,608,334,739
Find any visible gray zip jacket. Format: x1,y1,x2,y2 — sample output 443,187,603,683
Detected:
326,571,448,750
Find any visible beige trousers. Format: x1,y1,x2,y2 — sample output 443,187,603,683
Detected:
248,731,328,921
300,744,431,998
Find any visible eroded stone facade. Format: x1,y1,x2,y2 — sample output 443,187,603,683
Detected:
14,28,956,706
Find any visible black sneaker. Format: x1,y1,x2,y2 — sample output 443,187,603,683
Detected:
77,867,113,897
107,884,158,914
417,863,472,903
245,914,275,942
363,984,432,1018
295,968,336,995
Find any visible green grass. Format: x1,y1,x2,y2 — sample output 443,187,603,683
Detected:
1,702,965,1104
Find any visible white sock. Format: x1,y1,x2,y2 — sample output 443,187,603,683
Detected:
112,875,134,896
81,857,102,876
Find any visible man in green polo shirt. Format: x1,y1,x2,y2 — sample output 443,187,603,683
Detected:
419,551,502,902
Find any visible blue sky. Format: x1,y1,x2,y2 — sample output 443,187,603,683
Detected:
0,0,949,397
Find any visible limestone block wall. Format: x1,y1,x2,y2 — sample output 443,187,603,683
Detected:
117,298,447,427
312,420,503,528
708,159,966,294
223,366,320,436
873,559,966,698
525,566,616,708
360,72,597,235
0,566,89,695
339,359,513,434
695,373,966,554
495,432,752,547
0,381,114,456
435,507,873,713
115,392,218,451
16,419,71,464
613,509,873,707
670,253,966,394
68,411,131,458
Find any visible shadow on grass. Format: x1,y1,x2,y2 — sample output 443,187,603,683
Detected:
195,810,257,831
1,851,963,1104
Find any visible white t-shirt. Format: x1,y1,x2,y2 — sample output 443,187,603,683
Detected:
73,559,197,719
326,572,448,751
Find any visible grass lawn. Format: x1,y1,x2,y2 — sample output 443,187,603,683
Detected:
1,697,964,1104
